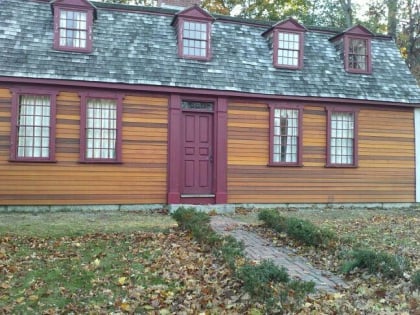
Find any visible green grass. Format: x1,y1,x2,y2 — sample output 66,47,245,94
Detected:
233,208,420,251
1,231,175,313
0,211,181,313
0,211,177,237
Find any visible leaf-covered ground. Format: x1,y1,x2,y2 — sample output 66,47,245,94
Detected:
0,230,253,314
0,209,419,314
234,208,420,314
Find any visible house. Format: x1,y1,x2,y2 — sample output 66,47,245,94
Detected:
0,0,420,212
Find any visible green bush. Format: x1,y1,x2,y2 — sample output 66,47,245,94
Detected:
285,217,335,247
237,260,289,305
171,207,210,231
258,209,287,232
342,249,407,279
237,260,315,311
171,207,220,245
258,209,336,247
411,270,420,290
218,235,245,270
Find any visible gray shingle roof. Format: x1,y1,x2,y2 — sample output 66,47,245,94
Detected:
0,0,419,104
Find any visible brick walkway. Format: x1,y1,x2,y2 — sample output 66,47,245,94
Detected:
210,215,348,293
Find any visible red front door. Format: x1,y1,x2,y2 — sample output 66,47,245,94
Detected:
182,112,213,195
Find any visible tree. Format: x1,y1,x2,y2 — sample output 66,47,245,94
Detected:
339,0,353,27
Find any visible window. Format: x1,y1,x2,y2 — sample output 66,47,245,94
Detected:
269,104,302,166
348,38,368,71
52,0,95,52
276,31,302,68
172,6,214,61
330,25,373,74
10,92,56,162
182,21,208,58
263,18,305,69
59,9,88,49
327,108,358,167
80,96,122,163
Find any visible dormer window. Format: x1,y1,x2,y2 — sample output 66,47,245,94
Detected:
51,0,96,53
277,32,300,67
182,20,208,58
347,37,369,72
263,18,306,70
172,6,214,61
330,25,373,74
59,10,88,49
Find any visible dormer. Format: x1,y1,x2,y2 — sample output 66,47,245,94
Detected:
171,6,214,61
263,18,306,70
51,0,97,53
329,25,374,74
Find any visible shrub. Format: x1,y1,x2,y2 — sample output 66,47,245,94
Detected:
171,207,210,231
258,209,288,232
237,260,289,306
258,209,336,247
342,249,407,279
171,207,220,245
411,270,420,290
218,235,245,270
237,260,315,311
285,217,335,247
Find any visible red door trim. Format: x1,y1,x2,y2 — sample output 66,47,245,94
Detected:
167,94,227,204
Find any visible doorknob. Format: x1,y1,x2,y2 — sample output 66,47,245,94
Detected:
209,155,213,163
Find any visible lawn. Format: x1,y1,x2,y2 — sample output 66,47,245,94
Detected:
0,208,419,314
0,211,246,314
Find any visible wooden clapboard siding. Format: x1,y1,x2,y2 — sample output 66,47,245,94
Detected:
227,102,415,203
0,89,168,205
0,88,12,160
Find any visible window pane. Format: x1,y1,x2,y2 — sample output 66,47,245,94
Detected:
277,32,300,67
85,98,118,160
59,9,87,49
330,112,355,165
17,95,50,158
182,21,208,57
348,39,368,70
272,108,299,163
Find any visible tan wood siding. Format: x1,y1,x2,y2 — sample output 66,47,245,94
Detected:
227,102,415,203
0,89,168,205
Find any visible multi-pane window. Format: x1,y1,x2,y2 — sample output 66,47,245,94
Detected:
277,32,300,67
182,21,208,58
11,94,54,161
270,106,302,165
348,38,368,71
83,98,119,161
59,10,87,49
328,111,357,166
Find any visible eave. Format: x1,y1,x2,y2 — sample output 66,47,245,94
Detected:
1,76,419,108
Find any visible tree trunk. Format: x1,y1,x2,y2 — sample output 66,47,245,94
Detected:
339,0,353,27
387,0,398,37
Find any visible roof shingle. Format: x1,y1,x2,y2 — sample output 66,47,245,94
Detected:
0,0,419,104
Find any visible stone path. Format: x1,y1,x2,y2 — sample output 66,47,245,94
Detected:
210,215,348,293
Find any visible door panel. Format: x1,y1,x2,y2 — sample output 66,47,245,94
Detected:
182,112,213,194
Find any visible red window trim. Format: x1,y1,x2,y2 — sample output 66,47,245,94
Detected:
79,92,123,164
273,29,304,70
344,35,372,74
53,5,94,53
268,103,303,167
10,88,57,163
177,18,212,61
325,106,359,168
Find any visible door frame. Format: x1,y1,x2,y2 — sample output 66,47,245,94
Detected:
167,94,227,204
